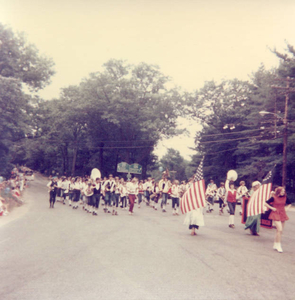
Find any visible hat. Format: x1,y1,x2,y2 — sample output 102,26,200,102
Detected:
252,181,261,187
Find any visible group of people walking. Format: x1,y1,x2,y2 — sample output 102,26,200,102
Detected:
204,178,292,253
47,173,292,253
47,174,186,216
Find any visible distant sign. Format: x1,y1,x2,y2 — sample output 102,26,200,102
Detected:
129,163,142,174
117,162,130,173
117,162,142,174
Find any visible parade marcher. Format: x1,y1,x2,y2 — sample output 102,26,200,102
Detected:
47,177,58,208
84,180,94,213
217,182,226,215
264,187,292,253
112,177,120,215
244,181,261,235
61,177,69,205
143,177,152,206
184,207,205,236
205,179,217,213
138,180,144,209
68,178,75,207
171,180,180,215
104,174,115,213
237,181,249,215
159,175,171,213
150,181,160,210
92,177,101,215
225,180,237,228
56,177,63,202
126,177,138,215
72,177,82,209
120,180,128,209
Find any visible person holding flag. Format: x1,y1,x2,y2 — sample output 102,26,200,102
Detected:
181,157,206,236
244,167,274,236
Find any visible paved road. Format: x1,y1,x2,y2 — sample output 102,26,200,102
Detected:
1,175,295,300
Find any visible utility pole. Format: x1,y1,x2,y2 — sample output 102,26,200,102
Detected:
271,77,295,187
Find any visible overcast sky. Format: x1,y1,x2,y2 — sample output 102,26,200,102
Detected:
1,0,295,159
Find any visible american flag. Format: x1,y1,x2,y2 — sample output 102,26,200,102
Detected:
180,157,206,214
247,167,275,217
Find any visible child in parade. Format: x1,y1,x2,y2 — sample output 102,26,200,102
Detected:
264,187,292,253
120,180,128,209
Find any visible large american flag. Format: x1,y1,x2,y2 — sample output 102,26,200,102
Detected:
180,157,206,214
247,167,274,217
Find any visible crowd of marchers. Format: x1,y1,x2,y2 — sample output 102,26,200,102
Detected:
47,173,188,215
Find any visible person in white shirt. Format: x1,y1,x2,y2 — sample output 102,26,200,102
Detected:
217,182,226,215
159,176,171,213
126,177,138,215
120,179,128,209
171,180,180,215
104,174,115,213
206,179,217,213
237,181,248,215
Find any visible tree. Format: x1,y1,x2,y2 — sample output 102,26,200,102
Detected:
160,148,188,181
0,23,55,177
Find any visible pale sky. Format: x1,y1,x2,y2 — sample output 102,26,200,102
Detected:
1,0,295,159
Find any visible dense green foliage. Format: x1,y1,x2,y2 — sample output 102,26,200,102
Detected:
188,47,295,199
15,60,182,178
0,23,55,178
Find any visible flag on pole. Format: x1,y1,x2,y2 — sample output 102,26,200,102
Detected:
180,157,206,214
247,167,275,217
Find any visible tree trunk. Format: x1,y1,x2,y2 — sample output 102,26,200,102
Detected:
71,142,78,176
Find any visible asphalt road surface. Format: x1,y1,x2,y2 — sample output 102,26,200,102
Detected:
1,175,295,300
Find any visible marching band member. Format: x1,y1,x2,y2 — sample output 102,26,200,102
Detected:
264,187,292,253
205,179,217,213
120,179,128,209
137,180,144,208
84,180,94,213
104,174,115,213
159,175,171,213
126,177,138,215
150,181,160,210
112,177,121,215
92,177,101,215
225,180,237,228
72,177,82,209
171,180,180,215
237,181,248,215
217,182,226,215
47,177,58,208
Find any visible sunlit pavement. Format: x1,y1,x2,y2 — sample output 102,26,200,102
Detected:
1,175,295,300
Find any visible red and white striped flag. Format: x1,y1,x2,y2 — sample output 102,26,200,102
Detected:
247,167,274,217
180,157,206,214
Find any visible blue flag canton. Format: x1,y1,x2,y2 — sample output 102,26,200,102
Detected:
194,157,204,182
262,168,275,185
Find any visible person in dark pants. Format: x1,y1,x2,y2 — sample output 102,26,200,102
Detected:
47,177,58,208
92,177,101,215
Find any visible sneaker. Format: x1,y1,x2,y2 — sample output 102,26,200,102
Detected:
277,244,283,253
